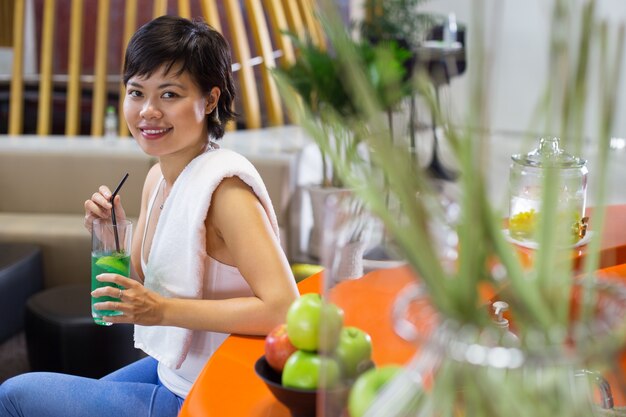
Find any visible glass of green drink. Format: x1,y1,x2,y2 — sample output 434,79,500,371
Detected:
91,218,132,326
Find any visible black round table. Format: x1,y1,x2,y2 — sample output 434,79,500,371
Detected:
0,243,43,343
25,283,141,378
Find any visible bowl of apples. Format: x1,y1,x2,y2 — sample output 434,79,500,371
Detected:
256,294,374,417
254,355,318,417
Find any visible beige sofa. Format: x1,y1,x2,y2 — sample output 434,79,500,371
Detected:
0,138,155,288
0,127,320,289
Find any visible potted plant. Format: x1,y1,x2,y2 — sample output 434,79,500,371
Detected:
275,34,413,258
359,0,434,53
361,0,470,181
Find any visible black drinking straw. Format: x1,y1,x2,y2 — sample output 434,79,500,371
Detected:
110,173,129,253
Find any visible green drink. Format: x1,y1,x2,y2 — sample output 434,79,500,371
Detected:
91,252,130,326
91,218,132,326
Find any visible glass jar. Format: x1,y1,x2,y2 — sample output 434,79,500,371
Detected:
508,137,588,243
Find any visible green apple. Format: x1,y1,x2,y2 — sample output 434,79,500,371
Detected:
335,326,373,379
281,350,341,390
347,365,402,417
286,293,344,352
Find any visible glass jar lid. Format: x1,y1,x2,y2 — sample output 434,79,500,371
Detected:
511,137,586,168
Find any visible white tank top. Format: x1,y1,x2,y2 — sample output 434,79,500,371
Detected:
140,177,253,398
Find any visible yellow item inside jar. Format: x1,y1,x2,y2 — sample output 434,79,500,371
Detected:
509,209,588,243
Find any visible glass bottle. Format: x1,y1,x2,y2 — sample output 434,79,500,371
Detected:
104,106,118,139
443,13,458,47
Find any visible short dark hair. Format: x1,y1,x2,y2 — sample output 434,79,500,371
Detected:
123,15,236,140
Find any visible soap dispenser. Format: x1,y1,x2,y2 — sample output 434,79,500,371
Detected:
492,301,519,347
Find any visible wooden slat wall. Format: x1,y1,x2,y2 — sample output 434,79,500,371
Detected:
264,0,295,67
297,0,318,44
0,0,14,47
36,0,56,135
199,0,220,31
8,0,25,135
153,0,167,18
91,0,111,137
282,0,305,41
200,0,239,131
224,0,261,129
65,0,83,136
178,0,191,18
300,0,326,48
5,0,326,137
118,0,139,137
246,0,283,126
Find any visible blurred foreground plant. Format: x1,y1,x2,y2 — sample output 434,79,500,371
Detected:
275,0,626,416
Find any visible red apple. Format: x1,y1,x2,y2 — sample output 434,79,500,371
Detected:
264,323,298,372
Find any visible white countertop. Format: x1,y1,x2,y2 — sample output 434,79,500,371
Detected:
0,125,315,158
3,125,624,207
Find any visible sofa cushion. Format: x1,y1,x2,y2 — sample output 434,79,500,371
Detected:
0,212,288,289
0,141,155,218
0,213,115,289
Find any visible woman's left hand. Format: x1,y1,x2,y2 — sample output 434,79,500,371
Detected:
92,274,166,326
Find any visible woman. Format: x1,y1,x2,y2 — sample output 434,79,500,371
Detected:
0,15,299,417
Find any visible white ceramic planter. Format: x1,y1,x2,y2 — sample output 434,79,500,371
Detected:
305,185,351,259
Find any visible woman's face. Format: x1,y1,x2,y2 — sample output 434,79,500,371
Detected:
123,64,217,158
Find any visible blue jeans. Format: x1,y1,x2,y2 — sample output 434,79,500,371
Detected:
0,357,184,417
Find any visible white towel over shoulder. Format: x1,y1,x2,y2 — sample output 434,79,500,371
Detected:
134,148,279,369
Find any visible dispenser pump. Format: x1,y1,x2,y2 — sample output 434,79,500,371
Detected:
491,300,520,347
492,301,510,329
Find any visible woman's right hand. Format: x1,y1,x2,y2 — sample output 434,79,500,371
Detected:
84,185,127,233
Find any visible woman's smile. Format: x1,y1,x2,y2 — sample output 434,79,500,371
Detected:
139,126,173,140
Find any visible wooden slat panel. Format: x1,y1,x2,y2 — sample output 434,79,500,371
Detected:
153,0,167,18
8,0,302,137
8,0,25,135
301,0,325,49
199,0,221,32
224,0,261,129
245,0,283,126
36,0,56,135
264,0,295,67
297,0,318,44
65,0,84,136
199,0,232,130
118,0,138,137
91,0,111,137
282,0,305,41
0,0,14,47
177,0,191,19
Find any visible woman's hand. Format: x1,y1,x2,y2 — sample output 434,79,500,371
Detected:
91,274,166,326
84,185,127,233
